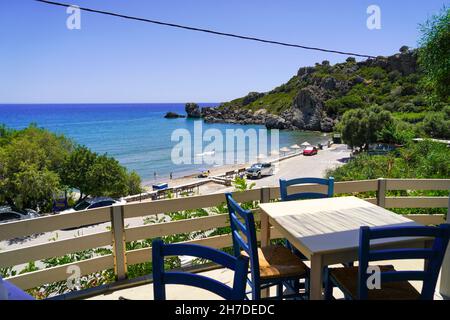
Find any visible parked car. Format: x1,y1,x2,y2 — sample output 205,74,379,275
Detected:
60,197,126,230
0,205,39,224
60,197,126,214
303,146,318,156
246,163,274,179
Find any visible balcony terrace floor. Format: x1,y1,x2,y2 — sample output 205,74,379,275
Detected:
86,259,446,300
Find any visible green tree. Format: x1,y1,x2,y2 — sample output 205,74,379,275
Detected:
340,106,397,150
61,146,97,200
88,154,129,198
62,146,139,200
0,125,72,210
11,165,60,210
418,6,450,101
127,171,144,195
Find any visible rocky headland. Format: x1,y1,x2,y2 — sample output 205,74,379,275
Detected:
183,47,420,132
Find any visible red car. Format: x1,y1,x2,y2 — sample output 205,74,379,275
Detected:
303,146,318,156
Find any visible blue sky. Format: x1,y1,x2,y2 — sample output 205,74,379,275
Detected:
0,0,448,103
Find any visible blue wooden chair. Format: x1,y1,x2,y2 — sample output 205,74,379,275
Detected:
279,177,335,256
279,177,334,202
225,193,309,300
152,239,249,300
324,224,450,300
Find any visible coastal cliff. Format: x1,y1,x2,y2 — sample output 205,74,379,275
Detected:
185,47,421,132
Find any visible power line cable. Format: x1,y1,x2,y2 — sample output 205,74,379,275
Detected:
36,0,377,59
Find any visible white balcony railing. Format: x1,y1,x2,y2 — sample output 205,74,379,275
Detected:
0,178,449,298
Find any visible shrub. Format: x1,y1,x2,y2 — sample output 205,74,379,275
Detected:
421,112,450,138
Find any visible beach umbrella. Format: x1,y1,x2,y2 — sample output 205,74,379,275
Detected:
257,153,267,160
290,144,301,149
280,147,290,156
301,141,311,147
270,150,279,156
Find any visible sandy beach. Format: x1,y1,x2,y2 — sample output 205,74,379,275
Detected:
144,143,350,195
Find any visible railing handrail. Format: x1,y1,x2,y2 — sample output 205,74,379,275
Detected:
1,178,449,293
2,178,449,241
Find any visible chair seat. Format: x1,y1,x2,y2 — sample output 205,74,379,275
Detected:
242,245,309,280
330,265,421,300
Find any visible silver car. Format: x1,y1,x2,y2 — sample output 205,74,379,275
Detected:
246,163,274,179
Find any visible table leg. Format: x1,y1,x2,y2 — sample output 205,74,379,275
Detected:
310,254,324,300
260,211,270,248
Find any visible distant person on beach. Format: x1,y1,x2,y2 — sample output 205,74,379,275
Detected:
154,171,157,180
170,172,173,180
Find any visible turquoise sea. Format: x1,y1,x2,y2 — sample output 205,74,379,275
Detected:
0,104,327,184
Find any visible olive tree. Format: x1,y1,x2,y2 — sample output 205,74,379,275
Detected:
340,106,396,150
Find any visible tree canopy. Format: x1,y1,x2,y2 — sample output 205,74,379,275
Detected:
338,106,405,150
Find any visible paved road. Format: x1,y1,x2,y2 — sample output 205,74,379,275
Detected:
206,144,351,193
253,144,350,188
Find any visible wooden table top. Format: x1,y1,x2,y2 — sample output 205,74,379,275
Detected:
259,196,422,256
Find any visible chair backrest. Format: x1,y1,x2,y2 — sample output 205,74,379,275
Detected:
279,177,334,202
225,193,261,292
152,239,249,300
358,224,450,300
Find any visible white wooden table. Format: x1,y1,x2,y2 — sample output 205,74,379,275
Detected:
259,196,428,300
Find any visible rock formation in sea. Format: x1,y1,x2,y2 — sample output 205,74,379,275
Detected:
164,111,186,118
185,103,202,118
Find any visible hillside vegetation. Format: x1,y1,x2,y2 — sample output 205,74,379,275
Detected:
217,7,449,140
220,48,448,139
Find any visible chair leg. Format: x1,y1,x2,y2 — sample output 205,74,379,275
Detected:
276,283,283,299
324,268,334,300
324,280,333,300
304,277,310,298
293,280,300,297
252,283,261,300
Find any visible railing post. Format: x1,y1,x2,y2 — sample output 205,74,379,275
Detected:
111,205,127,281
260,186,270,203
439,196,450,298
377,178,387,208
